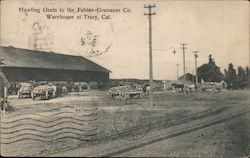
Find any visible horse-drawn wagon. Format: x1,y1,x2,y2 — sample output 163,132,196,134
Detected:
109,85,143,100
198,81,226,92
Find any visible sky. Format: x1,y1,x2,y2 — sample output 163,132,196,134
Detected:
1,0,249,80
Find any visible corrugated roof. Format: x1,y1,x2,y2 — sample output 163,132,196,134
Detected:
0,46,110,72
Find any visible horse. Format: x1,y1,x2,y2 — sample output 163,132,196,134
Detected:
187,84,196,92
171,83,184,92
214,80,225,91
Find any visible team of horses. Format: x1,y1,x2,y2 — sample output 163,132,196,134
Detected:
171,80,226,93
171,83,196,93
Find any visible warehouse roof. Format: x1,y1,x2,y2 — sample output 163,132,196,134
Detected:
0,46,110,72
179,73,195,80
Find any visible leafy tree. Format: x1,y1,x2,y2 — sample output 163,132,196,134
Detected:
236,66,247,89
224,63,237,89
198,54,224,82
246,66,250,88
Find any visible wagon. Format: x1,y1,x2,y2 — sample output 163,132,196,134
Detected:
109,85,143,100
32,83,56,100
123,91,142,99
17,82,33,99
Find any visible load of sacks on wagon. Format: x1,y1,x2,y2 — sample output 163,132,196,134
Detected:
198,80,225,92
109,85,143,100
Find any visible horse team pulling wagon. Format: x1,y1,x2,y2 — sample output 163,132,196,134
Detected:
198,80,226,92
171,80,226,93
109,85,143,100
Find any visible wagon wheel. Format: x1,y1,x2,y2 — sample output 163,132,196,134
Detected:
128,94,133,99
137,93,141,99
124,97,132,104
139,93,143,99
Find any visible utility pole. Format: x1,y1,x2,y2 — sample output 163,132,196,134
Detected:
0,59,4,103
180,43,187,94
192,51,199,90
144,4,156,107
176,63,179,79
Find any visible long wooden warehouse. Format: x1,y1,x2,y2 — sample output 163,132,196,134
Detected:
0,46,110,84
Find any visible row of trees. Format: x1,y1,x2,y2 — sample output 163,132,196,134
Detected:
197,55,249,89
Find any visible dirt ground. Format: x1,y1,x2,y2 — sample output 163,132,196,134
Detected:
1,90,249,157
116,112,250,157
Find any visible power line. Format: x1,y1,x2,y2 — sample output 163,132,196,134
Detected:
144,4,156,107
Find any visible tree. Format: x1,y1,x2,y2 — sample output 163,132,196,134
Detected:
246,66,250,88
224,63,237,89
198,54,224,82
236,66,247,89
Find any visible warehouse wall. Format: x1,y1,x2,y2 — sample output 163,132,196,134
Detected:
1,67,109,83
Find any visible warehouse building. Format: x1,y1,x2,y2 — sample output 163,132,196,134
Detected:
0,46,110,86
179,73,196,83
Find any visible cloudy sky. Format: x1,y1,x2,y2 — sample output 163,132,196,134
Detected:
1,0,249,80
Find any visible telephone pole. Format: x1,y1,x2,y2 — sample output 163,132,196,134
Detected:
180,43,187,94
144,4,156,107
192,51,199,90
0,59,5,102
176,63,179,79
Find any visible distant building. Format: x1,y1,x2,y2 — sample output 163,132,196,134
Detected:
0,46,110,85
161,73,197,91
178,73,196,84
